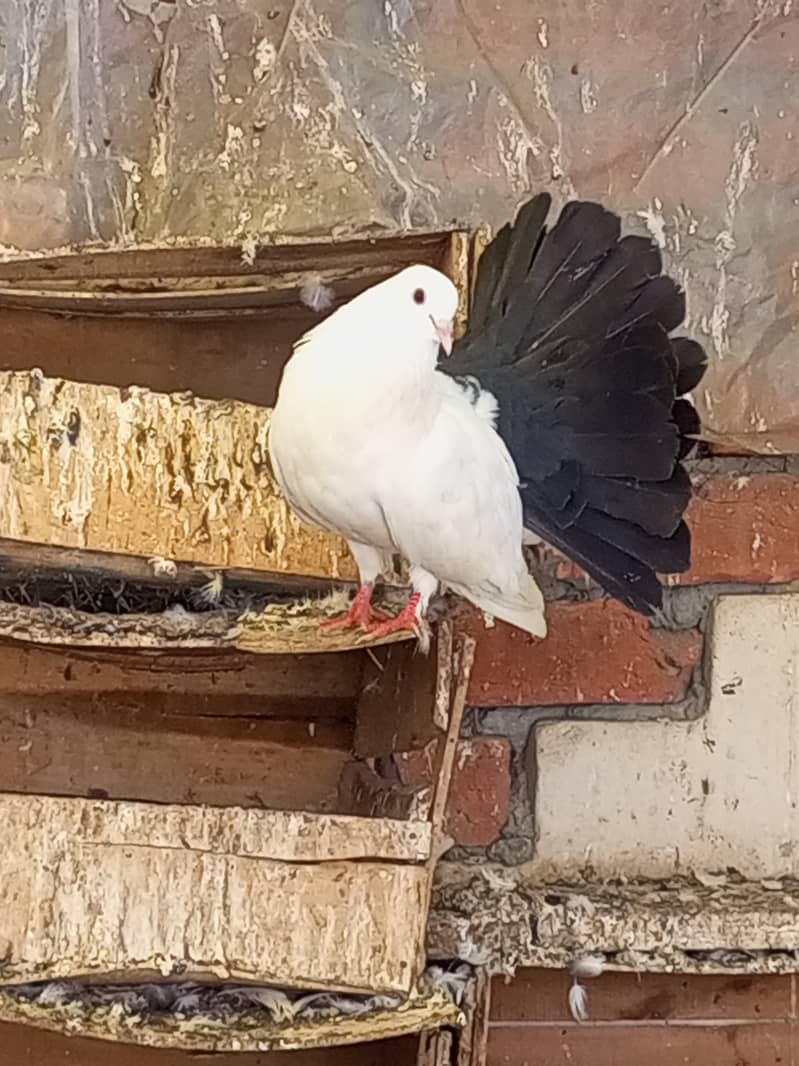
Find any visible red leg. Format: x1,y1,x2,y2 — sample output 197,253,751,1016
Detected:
361,593,422,638
320,582,391,631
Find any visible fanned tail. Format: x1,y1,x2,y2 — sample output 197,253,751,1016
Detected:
447,194,708,615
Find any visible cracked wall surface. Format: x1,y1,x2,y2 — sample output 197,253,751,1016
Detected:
0,0,796,447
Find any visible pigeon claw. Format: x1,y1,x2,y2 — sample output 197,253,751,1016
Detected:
361,593,423,639
320,583,391,631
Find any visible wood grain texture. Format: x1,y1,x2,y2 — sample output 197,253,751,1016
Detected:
0,1018,421,1065
491,969,793,1023
0,368,354,581
0,986,459,1055
488,1022,794,1066
0,792,430,993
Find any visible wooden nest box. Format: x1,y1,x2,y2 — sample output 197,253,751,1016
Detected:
0,228,478,1048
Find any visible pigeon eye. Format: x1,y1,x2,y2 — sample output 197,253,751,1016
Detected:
413,288,426,305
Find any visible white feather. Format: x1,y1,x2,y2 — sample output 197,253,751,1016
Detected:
568,980,590,1023
300,278,335,312
570,954,606,980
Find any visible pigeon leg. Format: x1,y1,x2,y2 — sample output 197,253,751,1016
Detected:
321,542,392,631
361,565,438,638
320,581,391,631
361,592,422,638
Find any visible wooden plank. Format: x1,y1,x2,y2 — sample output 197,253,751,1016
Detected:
354,635,442,758
0,229,457,281
0,368,354,581
0,692,353,810
458,971,491,1066
491,969,793,1023
0,1021,420,1065
0,987,459,1053
428,631,475,835
0,596,416,656
0,639,359,705
0,792,429,993
0,305,304,409
417,1029,454,1066
337,760,429,821
487,1021,794,1066
0,793,430,863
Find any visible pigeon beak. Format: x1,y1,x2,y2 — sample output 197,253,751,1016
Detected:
432,317,454,356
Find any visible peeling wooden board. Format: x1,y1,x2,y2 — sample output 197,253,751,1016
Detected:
0,594,415,655
0,1012,423,1062
0,369,354,581
0,639,361,706
0,794,430,863
457,971,491,1066
0,694,353,812
416,1028,454,1066
0,792,430,993
354,634,444,757
429,868,799,977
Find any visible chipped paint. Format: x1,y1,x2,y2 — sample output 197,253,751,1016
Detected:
525,57,577,195
579,78,598,114
709,121,758,360
637,198,667,249
253,36,276,82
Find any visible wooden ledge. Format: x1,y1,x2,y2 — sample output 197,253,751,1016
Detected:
0,591,417,655
0,985,463,1052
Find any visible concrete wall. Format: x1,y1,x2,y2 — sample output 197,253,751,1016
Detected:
1,0,797,448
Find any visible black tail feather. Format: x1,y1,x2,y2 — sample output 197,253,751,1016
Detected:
447,194,708,614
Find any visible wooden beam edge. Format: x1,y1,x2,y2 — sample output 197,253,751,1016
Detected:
0,988,463,1052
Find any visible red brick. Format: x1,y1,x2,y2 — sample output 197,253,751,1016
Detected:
682,473,799,585
558,474,799,587
461,601,701,707
396,738,512,846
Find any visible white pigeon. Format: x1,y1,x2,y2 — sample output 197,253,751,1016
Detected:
269,194,707,640
269,264,546,639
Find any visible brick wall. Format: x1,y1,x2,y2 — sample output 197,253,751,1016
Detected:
435,459,799,868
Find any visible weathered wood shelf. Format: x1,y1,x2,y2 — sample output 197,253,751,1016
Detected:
0,981,464,1054
0,227,476,1050
0,594,414,655
0,624,474,1001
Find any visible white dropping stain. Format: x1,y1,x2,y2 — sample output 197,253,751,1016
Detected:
467,79,478,105
710,122,758,359
206,13,229,60
495,93,545,193
791,259,799,295
525,57,576,193
411,79,427,104
253,37,276,82
537,18,549,48
148,557,178,578
384,0,402,38
734,476,751,491
579,79,598,114
637,197,667,249
696,32,705,67
784,0,793,14
752,531,763,556
217,124,245,172
240,236,257,266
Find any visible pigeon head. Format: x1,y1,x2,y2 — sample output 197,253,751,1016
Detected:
385,264,459,356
